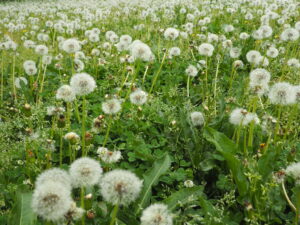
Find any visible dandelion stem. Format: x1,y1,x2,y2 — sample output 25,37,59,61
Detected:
274,105,282,142
81,187,86,225
110,204,119,225
37,65,47,105
281,180,296,212
187,75,190,97
213,58,220,115
125,61,141,99
74,99,81,123
66,102,71,130
81,96,86,156
228,65,236,93
142,65,149,86
12,53,17,101
248,96,258,148
149,52,166,94
1,51,4,105
59,128,63,167
103,115,112,147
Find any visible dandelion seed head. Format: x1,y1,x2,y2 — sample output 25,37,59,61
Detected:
32,181,72,222
69,157,103,188
140,203,173,225
99,169,142,206
70,73,96,96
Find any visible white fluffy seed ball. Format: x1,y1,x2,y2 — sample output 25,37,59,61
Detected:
69,157,103,188
35,168,72,191
31,181,72,222
140,203,173,225
190,111,205,126
99,169,143,206
70,73,96,96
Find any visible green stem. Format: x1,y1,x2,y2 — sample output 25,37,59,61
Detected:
81,96,86,156
187,75,190,97
274,105,282,142
12,54,16,101
103,115,112,147
204,56,208,101
66,102,71,130
149,52,166,94
110,204,119,225
37,65,47,105
247,97,258,148
142,65,149,86
236,123,243,146
125,61,141,99
243,129,248,156
1,51,4,105
81,187,85,225
74,99,81,123
281,180,296,212
228,65,236,93
59,128,63,167
213,58,220,115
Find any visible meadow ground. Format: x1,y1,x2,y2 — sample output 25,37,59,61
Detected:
0,0,300,224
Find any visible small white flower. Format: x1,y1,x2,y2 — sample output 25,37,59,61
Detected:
184,180,194,188
97,147,122,164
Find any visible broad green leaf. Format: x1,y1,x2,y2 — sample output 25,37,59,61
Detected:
199,196,219,217
258,147,278,179
13,192,36,225
164,186,203,210
203,127,249,197
118,209,139,225
136,154,171,212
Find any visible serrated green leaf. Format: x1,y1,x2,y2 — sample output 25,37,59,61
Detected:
136,154,171,212
203,127,249,197
164,186,203,210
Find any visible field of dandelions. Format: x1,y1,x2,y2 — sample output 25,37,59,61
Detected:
0,0,300,224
